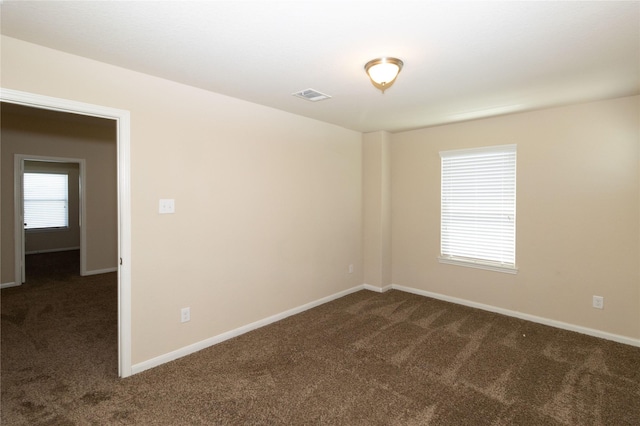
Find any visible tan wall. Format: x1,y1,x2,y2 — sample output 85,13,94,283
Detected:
0,36,363,364
24,161,80,254
1,106,117,283
3,34,636,369
391,96,640,339
362,131,392,287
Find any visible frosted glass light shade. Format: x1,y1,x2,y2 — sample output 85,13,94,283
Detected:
364,57,403,93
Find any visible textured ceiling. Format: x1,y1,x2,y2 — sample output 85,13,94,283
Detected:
2,1,638,133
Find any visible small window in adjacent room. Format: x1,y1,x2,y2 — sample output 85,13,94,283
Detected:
24,172,69,230
439,144,517,274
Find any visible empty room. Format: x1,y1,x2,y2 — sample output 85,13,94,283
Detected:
1,1,639,425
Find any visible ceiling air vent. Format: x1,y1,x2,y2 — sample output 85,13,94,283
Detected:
292,88,332,102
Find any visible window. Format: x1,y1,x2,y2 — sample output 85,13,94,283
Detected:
23,172,69,230
439,144,517,273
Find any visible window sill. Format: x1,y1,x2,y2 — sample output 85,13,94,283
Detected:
438,256,518,275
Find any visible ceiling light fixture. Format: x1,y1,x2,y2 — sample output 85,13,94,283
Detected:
364,57,404,93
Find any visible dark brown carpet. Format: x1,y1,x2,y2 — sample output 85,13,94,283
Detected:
2,251,640,425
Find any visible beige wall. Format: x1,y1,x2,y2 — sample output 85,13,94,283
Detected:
362,131,392,287
391,96,640,340
0,36,363,364
2,34,637,370
1,106,117,283
24,161,80,254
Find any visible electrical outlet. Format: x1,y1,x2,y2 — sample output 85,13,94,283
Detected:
348,264,354,274
592,296,604,310
159,199,175,214
181,307,191,322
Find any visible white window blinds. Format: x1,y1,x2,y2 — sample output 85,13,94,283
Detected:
24,172,69,230
440,145,516,273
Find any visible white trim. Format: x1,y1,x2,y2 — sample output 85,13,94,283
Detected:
14,155,24,285
438,256,518,274
116,105,132,378
83,267,118,276
125,279,640,375
1,88,133,378
440,143,517,158
132,285,366,375
390,284,640,348
363,283,393,293
1,282,20,289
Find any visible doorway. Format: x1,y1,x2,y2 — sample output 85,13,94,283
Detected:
0,89,132,377
15,156,86,285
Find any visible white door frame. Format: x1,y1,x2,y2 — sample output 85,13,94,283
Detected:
1,88,132,378
15,155,87,282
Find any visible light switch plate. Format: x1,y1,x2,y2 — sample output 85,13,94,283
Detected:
159,199,175,214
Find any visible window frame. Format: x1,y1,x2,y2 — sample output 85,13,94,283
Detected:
23,171,70,232
438,144,518,274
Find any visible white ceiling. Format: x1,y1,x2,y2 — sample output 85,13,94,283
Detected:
2,1,638,133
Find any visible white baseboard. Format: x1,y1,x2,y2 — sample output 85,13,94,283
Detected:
25,247,80,255
390,284,640,348
82,267,117,276
0,282,20,289
363,283,393,293
131,284,367,375
131,281,639,376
